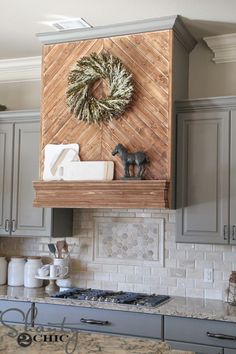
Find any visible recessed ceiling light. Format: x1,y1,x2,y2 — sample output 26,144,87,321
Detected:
51,17,92,31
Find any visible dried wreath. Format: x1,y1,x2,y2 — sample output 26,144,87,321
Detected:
66,51,133,124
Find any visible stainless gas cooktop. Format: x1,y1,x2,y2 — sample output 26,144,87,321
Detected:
51,288,170,307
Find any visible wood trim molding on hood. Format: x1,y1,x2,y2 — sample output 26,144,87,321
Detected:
33,180,169,209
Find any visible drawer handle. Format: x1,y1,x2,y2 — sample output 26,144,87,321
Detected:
207,331,236,340
80,318,110,325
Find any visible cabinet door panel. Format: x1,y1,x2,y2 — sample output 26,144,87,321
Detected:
230,110,236,245
176,111,229,243
167,340,223,354
0,124,13,235
11,122,51,236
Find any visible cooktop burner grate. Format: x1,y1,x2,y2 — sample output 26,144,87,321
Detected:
51,288,170,307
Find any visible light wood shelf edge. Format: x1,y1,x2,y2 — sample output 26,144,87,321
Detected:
33,180,170,209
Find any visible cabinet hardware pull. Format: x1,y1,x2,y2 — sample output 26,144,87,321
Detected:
4,219,9,232
223,225,228,240
232,225,236,241
80,318,110,325
207,331,236,340
11,219,16,232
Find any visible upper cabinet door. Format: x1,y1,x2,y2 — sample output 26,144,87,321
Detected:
11,122,50,236
176,111,230,244
0,124,13,235
230,110,236,245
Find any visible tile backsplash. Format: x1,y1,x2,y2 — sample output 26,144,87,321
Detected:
0,208,234,301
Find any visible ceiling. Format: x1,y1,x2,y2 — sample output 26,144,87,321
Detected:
1,0,236,59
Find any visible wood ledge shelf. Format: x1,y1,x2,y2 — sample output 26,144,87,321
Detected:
33,180,170,209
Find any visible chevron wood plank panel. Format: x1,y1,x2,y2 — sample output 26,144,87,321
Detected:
40,30,172,180
128,34,169,76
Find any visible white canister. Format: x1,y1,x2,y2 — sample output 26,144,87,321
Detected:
8,257,25,286
24,257,43,288
0,257,7,285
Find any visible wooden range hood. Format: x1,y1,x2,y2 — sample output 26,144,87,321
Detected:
34,16,196,209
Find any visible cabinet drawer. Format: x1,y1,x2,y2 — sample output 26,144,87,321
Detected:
34,303,162,338
0,300,32,324
167,340,223,354
165,316,236,349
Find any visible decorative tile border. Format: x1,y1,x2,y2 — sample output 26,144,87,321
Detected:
93,217,164,266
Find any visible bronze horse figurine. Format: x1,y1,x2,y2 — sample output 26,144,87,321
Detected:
112,143,149,179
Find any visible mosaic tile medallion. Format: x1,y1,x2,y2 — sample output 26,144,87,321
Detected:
93,217,164,266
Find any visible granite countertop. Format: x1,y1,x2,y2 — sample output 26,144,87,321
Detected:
1,285,236,323
0,325,193,354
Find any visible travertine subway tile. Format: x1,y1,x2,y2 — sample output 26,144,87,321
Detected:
1,208,235,301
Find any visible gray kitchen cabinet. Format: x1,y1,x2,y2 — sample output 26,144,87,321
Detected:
0,300,33,325
164,315,236,352
0,110,73,237
167,340,223,354
176,97,236,244
225,349,236,354
0,123,13,235
33,302,163,339
229,110,236,246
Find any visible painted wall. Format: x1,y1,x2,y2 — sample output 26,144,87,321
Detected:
189,41,236,98
0,81,41,110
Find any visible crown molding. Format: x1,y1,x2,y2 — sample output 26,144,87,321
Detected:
0,109,40,123
175,95,236,112
204,33,236,64
37,15,196,53
0,56,41,83
172,16,196,53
